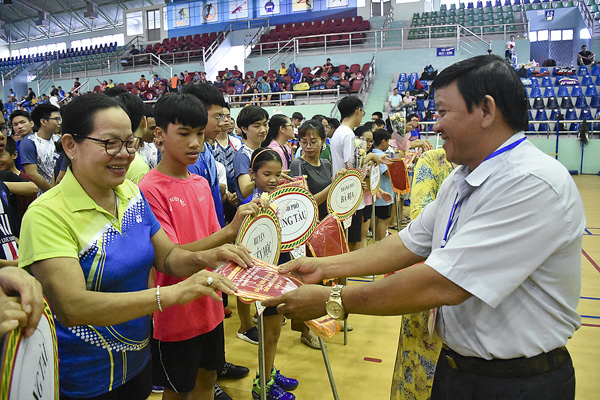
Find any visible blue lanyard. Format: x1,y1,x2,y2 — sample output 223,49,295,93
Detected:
440,137,526,248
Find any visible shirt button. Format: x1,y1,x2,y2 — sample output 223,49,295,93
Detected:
112,219,117,223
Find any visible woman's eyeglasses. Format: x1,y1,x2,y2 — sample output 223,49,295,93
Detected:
71,134,141,156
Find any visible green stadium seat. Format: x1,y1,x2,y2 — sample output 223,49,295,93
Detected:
417,28,427,39
513,4,522,11
565,1,575,6
590,4,600,11
587,0,596,5
595,11,600,18
440,4,447,10
525,4,533,10
543,2,553,8
408,29,417,39
553,1,564,7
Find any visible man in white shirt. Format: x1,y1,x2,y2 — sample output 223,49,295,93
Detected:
388,88,402,113
265,55,583,400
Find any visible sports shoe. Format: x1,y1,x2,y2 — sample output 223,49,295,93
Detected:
252,376,295,400
271,367,298,391
340,321,354,331
214,383,232,400
237,326,259,345
218,362,250,379
151,386,164,394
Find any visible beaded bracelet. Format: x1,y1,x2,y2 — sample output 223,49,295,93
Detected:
156,285,163,312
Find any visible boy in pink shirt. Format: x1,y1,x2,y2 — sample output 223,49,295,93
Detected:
139,93,259,400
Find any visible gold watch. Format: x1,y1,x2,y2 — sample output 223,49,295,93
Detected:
326,285,345,320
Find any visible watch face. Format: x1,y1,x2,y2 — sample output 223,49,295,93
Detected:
326,302,344,319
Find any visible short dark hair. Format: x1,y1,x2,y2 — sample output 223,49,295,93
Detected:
363,121,374,131
326,117,340,131
431,55,528,132
154,93,208,131
250,147,282,172
62,93,124,141
374,119,386,128
311,114,327,123
144,104,154,118
236,105,269,132
9,110,31,124
372,111,383,119
31,103,59,130
354,125,371,138
181,82,227,109
107,91,145,132
298,119,326,141
373,128,391,147
407,113,419,121
5,136,17,155
264,114,290,146
292,112,304,121
337,95,363,120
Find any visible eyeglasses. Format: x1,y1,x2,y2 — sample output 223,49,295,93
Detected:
0,125,6,132
300,140,321,148
215,114,229,122
47,117,62,123
358,108,366,117
72,134,141,156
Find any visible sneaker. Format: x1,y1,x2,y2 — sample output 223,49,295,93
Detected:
237,326,259,345
403,199,410,206
214,383,232,400
218,362,250,379
340,321,354,331
271,367,298,391
301,334,323,350
252,377,295,400
151,386,164,394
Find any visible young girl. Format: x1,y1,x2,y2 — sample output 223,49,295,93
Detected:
247,148,297,400
263,114,294,170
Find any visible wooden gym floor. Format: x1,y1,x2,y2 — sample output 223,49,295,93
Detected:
151,174,600,400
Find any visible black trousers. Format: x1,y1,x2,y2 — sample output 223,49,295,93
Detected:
431,348,575,400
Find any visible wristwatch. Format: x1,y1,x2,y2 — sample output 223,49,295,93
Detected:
326,285,345,320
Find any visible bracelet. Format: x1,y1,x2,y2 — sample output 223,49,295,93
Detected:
156,285,163,312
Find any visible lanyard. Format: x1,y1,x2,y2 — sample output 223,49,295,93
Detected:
440,137,526,248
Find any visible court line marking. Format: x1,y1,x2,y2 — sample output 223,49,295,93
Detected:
582,323,600,328
580,314,600,319
582,249,600,274
581,296,600,300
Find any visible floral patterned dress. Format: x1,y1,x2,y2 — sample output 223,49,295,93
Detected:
390,149,454,400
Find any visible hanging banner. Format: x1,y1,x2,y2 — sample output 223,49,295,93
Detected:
293,0,314,12
269,186,318,252
202,2,219,23
369,163,381,195
174,4,190,27
1,299,59,400
260,0,280,15
235,206,281,265
230,0,249,20
327,169,363,220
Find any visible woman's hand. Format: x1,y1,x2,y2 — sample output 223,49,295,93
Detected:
334,168,347,179
0,291,29,337
168,270,238,305
0,267,44,338
230,202,261,233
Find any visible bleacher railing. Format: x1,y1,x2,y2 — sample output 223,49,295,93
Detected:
226,88,340,107
357,54,376,105
254,22,527,60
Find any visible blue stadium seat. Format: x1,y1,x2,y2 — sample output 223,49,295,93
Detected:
416,99,426,111
427,100,436,111
579,108,592,120
538,123,549,132
530,86,542,97
560,96,574,109
549,109,561,121
541,76,552,86
590,95,600,108
565,108,577,120
578,65,589,76
569,123,580,132
535,109,548,120
581,75,593,86
530,77,540,87
595,75,600,85
585,84,598,96
556,86,569,97
591,64,600,76
398,73,407,82
575,95,588,108
543,86,556,97
571,85,583,97
397,82,406,91
532,97,545,109
546,96,559,109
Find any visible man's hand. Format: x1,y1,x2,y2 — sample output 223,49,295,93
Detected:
0,267,44,338
0,291,29,337
262,284,331,320
276,257,326,284
197,244,253,269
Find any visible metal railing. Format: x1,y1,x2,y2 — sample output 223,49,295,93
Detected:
357,54,376,105
226,88,340,107
251,22,527,58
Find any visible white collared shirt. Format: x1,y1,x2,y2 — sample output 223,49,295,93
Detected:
400,132,585,359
